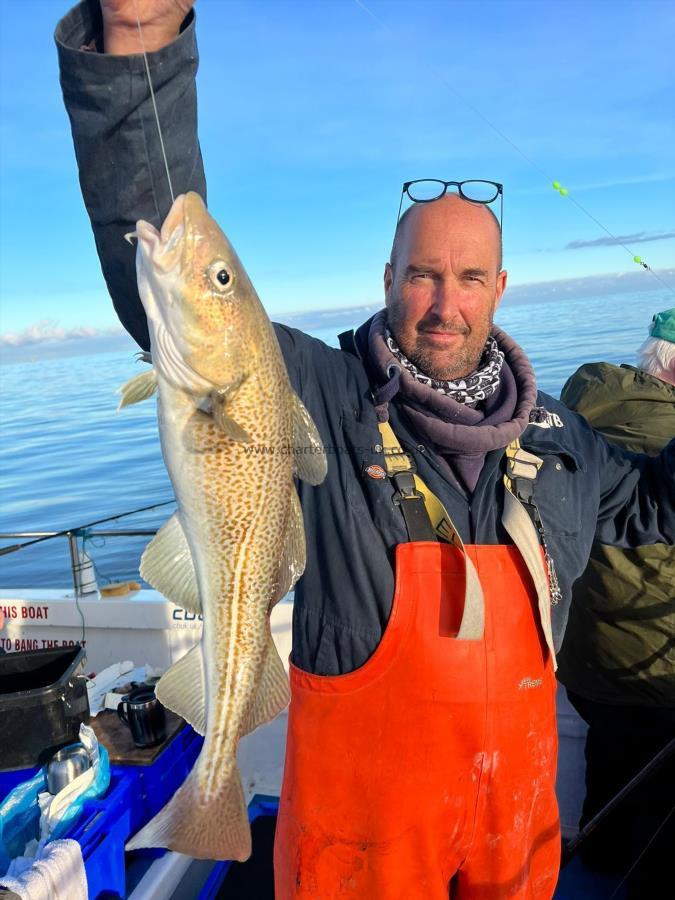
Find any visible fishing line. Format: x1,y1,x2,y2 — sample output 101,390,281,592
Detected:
609,802,675,898
351,0,675,297
134,0,175,204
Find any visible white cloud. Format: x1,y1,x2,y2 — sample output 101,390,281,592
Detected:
0,320,123,348
565,231,675,250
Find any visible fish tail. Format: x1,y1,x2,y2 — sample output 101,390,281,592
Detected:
125,764,251,861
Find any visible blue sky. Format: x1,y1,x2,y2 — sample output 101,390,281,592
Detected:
1,0,674,348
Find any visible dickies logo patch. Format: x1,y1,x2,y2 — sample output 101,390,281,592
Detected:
365,464,387,480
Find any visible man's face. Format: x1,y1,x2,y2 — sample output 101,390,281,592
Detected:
384,195,507,381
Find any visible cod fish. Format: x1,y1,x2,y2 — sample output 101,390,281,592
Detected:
120,192,326,860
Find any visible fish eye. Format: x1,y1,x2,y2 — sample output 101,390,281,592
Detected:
208,261,233,291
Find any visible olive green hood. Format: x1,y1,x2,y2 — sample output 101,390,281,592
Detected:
561,362,675,456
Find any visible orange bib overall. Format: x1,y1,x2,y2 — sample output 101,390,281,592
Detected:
275,541,560,899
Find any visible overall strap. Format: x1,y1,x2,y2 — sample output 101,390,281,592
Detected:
379,421,561,657
503,440,560,668
378,420,436,543
378,420,484,639
504,440,563,609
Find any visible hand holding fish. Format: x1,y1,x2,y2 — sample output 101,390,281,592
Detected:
101,0,195,54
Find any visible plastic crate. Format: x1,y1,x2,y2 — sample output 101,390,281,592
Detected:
5,726,211,898
114,725,203,835
63,769,136,900
59,725,202,895
198,795,280,899
1,726,203,820
0,765,40,803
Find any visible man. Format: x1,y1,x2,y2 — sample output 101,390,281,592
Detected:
55,2,675,897
557,310,675,898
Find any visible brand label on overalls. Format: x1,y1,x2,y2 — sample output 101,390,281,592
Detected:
364,464,387,479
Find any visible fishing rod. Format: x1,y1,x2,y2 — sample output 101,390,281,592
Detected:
0,499,176,558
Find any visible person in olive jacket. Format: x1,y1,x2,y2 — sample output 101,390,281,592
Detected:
558,308,675,898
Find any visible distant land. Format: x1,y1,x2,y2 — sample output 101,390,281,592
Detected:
1,267,673,364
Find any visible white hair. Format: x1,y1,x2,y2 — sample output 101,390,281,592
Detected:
637,333,675,385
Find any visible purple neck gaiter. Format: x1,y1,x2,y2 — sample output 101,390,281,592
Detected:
367,309,538,492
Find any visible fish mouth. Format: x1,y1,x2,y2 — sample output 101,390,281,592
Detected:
136,194,187,272
136,193,210,272
161,193,187,242
135,194,214,395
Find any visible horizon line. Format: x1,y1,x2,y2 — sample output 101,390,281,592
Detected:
2,266,673,363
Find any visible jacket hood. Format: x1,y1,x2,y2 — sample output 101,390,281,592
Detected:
561,362,675,455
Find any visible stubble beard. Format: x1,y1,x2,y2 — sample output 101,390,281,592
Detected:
388,305,494,382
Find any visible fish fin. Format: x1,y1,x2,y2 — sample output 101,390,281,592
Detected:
240,635,290,737
116,369,158,410
211,380,252,443
291,391,327,485
125,764,251,861
270,487,305,609
212,404,252,443
140,513,201,614
155,643,206,736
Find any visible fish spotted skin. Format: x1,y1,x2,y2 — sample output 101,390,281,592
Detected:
124,192,325,860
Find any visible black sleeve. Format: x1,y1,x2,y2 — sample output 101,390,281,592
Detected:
273,324,337,400
55,1,205,351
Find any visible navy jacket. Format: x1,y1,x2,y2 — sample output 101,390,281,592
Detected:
56,3,675,675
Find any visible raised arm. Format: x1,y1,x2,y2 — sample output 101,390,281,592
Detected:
55,0,202,351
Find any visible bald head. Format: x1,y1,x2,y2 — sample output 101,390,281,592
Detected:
390,194,503,275
383,192,507,381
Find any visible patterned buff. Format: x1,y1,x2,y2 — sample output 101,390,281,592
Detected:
385,329,504,405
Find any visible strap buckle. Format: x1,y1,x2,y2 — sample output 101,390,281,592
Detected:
391,470,424,505
505,441,544,529
510,479,543,531
510,476,534,506
382,445,416,476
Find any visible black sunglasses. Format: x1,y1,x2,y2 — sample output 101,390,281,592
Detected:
396,179,503,231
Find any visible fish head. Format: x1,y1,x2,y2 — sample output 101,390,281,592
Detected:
135,192,257,394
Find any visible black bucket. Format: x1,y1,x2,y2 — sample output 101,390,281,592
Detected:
0,645,90,770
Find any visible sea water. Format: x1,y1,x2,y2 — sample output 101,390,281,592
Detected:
0,288,665,588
